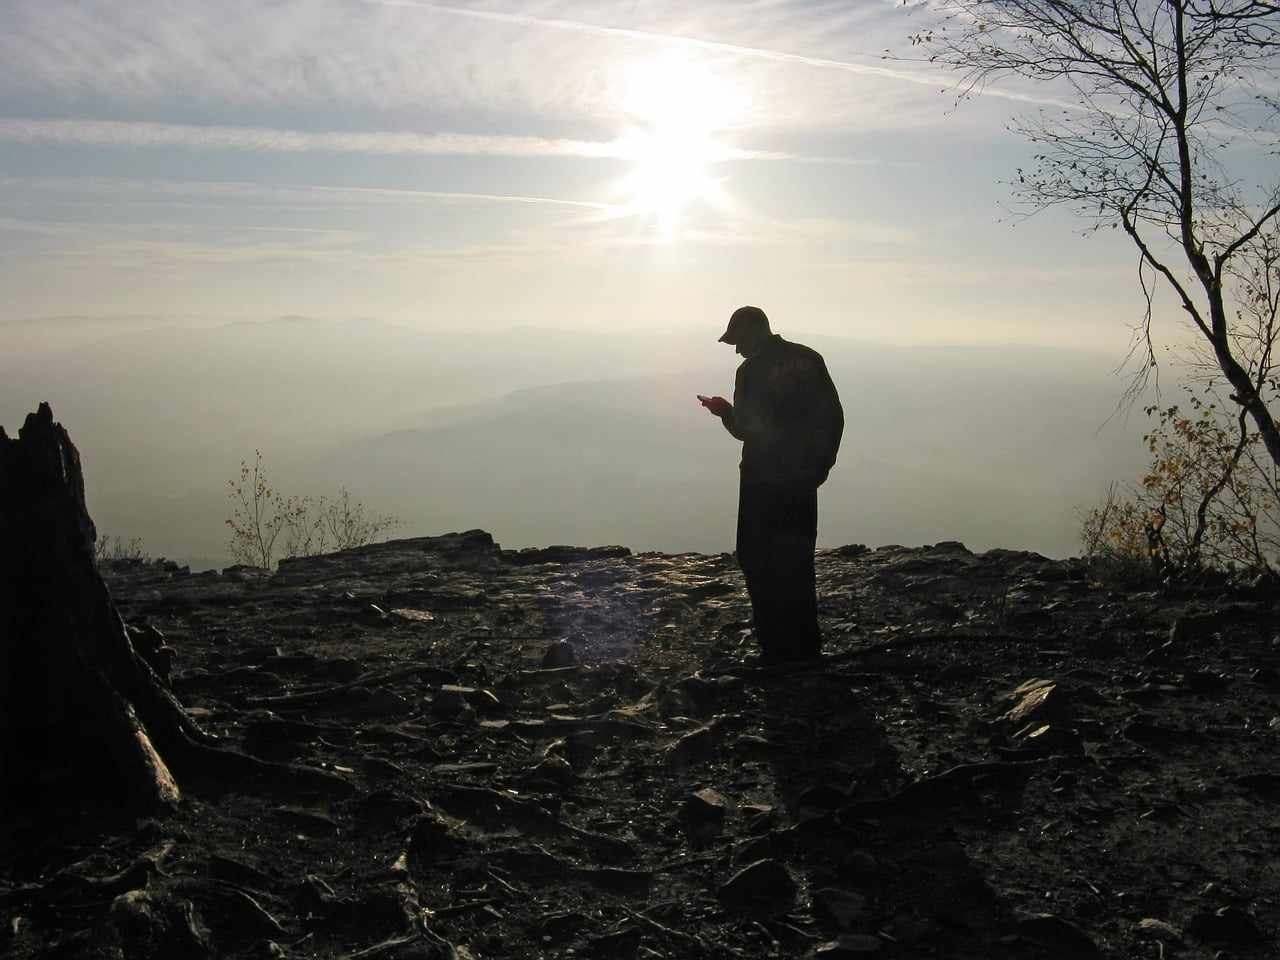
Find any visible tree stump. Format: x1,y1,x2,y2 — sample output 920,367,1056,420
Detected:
0,404,217,814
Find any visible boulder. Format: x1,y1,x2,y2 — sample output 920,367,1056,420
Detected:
718,859,797,916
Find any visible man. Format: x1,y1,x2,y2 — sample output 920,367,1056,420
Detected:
699,306,844,664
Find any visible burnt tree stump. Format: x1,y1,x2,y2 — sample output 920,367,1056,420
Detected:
0,404,352,819
1,407,355,819
0,403,215,813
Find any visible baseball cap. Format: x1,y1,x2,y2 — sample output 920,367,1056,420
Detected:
718,305,770,344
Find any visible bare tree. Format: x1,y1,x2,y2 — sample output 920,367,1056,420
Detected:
1200,0,1279,47
910,0,1280,467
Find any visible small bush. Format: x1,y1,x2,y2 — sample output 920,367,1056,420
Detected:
1081,388,1278,579
226,451,400,569
94,535,150,565
1077,483,1161,584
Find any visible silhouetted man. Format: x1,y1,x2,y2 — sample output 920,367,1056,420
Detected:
699,306,843,664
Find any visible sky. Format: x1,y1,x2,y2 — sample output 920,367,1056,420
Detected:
0,0,1174,348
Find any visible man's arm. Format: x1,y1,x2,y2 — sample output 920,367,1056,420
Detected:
813,356,844,479
720,402,744,441
723,365,748,440
700,367,748,440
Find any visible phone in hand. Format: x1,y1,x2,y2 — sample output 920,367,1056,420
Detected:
697,395,730,416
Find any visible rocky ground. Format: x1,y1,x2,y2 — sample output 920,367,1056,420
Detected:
2,531,1279,959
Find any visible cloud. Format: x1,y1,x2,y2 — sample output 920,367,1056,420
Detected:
0,0,1024,132
362,0,1075,110
0,117,615,158
365,1,924,83
0,117,808,165
0,174,622,215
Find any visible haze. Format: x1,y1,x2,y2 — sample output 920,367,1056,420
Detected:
1,0,1179,567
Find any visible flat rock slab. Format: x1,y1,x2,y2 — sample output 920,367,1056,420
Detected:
9,531,1264,960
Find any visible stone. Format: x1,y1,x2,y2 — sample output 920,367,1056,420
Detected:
575,867,654,895
1000,681,1070,727
541,640,578,668
740,803,776,833
732,832,788,866
361,757,405,780
681,787,728,823
274,806,340,836
586,924,641,958
667,724,719,765
431,762,498,777
352,790,425,827
839,851,881,885
1124,718,1191,750
1012,722,1083,755
1136,918,1182,942
562,734,600,771
431,685,478,720
666,675,720,717
430,784,556,834
1185,670,1229,694
470,688,505,715
732,734,775,759
680,787,728,843
813,888,869,930
524,755,575,790
1016,913,1100,957
1235,772,1280,797
718,858,797,915
1188,906,1264,944
1251,666,1280,689
887,914,938,944
352,689,414,718
797,784,849,812
110,889,211,957
813,934,882,957
407,811,471,863
1170,612,1228,643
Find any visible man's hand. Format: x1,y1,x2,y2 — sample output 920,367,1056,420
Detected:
697,394,732,418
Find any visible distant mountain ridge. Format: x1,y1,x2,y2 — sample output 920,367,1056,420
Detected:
1,318,1147,568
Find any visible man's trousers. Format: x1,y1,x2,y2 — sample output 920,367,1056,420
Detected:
735,476,821,662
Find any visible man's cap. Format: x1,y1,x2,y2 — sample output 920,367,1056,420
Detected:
718,305,770,344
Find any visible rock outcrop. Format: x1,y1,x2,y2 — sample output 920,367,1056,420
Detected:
2,466,1278,957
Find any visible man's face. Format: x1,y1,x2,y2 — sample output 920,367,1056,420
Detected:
734,330,766,358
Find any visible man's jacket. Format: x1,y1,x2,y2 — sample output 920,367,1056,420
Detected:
722,334,844,486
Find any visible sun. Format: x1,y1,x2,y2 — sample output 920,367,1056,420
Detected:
613,58,747,236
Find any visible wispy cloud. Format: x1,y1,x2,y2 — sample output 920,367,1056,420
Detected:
0,0,1016,131
0,118,616,158
0,173,620,212
365,1,913,79
362,0,1073,109
0,117,809,164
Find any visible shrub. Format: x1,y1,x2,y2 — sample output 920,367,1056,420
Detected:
226,451,400,569
1080,388,1279,579
94,535,150,565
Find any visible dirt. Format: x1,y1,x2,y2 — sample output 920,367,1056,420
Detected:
2,530,1278,959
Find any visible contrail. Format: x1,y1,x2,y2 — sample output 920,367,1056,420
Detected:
361,0,1074,109
303,182,618,209
0,117,803,163
0,173,620,211
0,117,621,159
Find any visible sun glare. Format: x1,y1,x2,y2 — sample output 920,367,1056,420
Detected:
614,58,748,237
